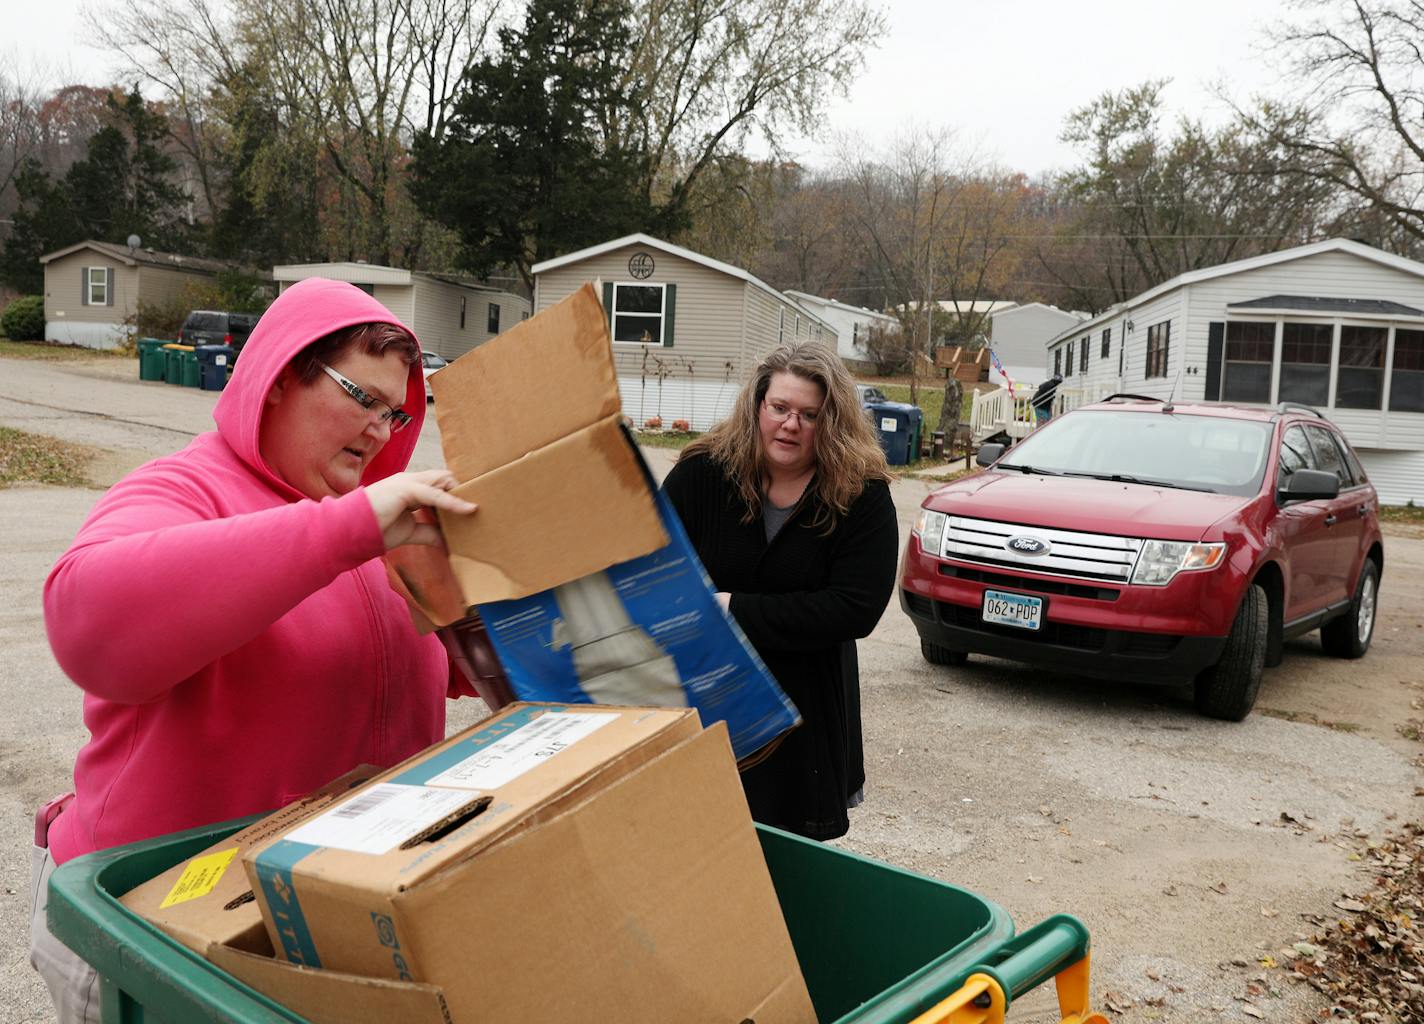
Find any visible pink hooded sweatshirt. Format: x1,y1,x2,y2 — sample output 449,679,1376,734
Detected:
43,278,464,864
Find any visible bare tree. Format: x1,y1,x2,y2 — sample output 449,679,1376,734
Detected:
1230,0,1424,253
93,0,500,264
617,0,886,230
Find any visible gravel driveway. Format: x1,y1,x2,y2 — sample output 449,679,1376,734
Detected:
2,355,1420,1023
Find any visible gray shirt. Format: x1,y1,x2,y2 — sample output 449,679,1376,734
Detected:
762,499,797,543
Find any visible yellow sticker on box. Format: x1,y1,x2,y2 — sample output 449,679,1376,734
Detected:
159,847,239,909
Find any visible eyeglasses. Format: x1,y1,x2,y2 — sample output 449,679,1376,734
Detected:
762,398,820,427
318,361,413,433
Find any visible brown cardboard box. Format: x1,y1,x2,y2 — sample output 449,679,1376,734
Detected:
120,765,383,955
243,702,814,1023
429,283,669,606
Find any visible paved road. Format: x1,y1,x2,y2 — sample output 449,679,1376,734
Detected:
2,355,1421,1022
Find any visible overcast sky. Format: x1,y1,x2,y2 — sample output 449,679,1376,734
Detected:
7,0,1291,179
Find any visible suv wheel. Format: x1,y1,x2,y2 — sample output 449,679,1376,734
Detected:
921,639,968,667
1320,559,1379,659
1194,584,1268,721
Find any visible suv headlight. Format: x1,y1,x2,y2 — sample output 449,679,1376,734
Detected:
912,508,948,556
1131,540,1226,586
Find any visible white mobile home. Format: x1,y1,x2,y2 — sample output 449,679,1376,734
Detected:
1038,238,1424,505
986,302,1088,389
531,234,836,431
782,290,899,369
272,262,529,361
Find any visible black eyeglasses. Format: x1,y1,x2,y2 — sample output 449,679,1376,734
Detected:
317,361,413,433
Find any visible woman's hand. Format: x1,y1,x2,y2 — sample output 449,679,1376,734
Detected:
364,470,477,550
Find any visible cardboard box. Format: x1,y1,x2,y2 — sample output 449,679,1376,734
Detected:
244,702,814,1023
430,284,669,605
120,765,383,955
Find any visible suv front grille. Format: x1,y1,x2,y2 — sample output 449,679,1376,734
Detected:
939,564,1121,601
937,516,1142,583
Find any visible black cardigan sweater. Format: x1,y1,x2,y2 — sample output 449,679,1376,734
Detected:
662,451,898,839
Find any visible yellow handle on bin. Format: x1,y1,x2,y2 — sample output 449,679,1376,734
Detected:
907,953,1109,1024
907,973,1006,1024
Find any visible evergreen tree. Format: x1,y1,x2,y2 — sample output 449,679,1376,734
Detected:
0,88,188,292
410,0,656,289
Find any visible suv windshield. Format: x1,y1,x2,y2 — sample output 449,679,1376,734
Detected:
998,410,1274,497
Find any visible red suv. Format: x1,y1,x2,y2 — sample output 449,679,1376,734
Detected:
900,397,1384,720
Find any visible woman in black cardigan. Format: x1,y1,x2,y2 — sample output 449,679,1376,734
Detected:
662,342,898,840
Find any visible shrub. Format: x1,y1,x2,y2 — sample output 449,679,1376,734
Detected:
671,419,691,432
1,295,45,341
644,416,663,429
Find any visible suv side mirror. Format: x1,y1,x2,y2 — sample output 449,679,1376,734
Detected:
1279,468,1339,502
976,442,1006,467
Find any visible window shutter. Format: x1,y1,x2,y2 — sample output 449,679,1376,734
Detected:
106,267,115,306
80,267,89,305
662,284,676,347
601,282,614,329
1205,322,1225,401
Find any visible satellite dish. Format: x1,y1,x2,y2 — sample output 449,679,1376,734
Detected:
126,234,141,252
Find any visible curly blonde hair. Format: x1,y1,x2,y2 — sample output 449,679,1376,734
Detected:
682,341,891,532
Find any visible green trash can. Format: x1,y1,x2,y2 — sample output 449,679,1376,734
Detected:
180,350,201,389
136,338,167,382
163,347,184,386
46,814,1097,1024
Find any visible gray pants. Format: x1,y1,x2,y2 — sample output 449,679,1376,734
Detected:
30,843,100,1024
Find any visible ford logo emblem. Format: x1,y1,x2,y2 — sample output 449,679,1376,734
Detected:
1006,535,1049,555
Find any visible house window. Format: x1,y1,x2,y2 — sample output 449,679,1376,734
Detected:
1336,325,1385,409
1279,321,1331,406
1080,336,1089,373
1053,348,1061,376
611,283,666,344
1064,340,1074,377
1222,321,1274,403
1391,328,1424,413
1145,321,1171,379
459,296,466,330
86,266,107,305
1101,328,1110,359
487,302,500,334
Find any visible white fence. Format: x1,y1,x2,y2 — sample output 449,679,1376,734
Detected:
969,384,1107,443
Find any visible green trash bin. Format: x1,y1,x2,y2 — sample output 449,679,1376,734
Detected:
180,350,201,388
136,338,167,382
46,814,1097,1024
163,347,184,386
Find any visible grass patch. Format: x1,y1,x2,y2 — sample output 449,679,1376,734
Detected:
0,339,129,361
633,430,698,450
0,427,94,486
869,382,975,434
1380,504,1424,524
1257,706,1362,732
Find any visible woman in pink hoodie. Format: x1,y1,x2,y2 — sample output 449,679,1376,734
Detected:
31,278,477,1023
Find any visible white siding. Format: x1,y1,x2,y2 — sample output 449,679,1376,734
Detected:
1357,448,1424,506
409,278,529,360
990,304,1085,385
1182,250,1424,453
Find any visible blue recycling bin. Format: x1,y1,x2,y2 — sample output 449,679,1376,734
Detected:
194,345,234,392
868,401,923,466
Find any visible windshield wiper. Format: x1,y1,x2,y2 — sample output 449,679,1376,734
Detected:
1064,471,1215,493
998,464,1062,476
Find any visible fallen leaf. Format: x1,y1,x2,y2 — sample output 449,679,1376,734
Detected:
1242,1004,1264,1019
1261,906,1278,918
1146,969,1161,981
1259,956,1277,969
1210,881,1229,894
1026,875,1043,884
1163,885,1179,896
1333,898,1368,912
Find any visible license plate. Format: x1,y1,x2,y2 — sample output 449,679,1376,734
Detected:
982,590,1043,630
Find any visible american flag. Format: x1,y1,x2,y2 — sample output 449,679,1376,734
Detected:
987,348,1016,399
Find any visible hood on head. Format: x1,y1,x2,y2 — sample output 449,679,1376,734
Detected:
213,278,427,497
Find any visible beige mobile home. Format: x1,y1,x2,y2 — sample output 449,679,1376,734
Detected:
272,263,530,361
531,234,835,430
41,240,245,349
